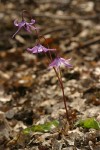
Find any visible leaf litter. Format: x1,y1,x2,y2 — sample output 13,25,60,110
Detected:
0,0,100,149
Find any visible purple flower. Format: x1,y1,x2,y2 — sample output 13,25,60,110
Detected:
12,19,36,38
49,57,72,69
27,44,56,53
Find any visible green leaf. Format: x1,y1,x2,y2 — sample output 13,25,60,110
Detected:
23,120,59,134
75,118,100,130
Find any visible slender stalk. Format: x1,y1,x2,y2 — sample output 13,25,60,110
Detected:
39,35,53,60
32,26,69,120
34,26,41,43
22,10,32,21
39,36,69,120
53,67,69,120
22,10,24,21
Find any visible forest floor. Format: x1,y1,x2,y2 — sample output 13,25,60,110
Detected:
0,0,100,150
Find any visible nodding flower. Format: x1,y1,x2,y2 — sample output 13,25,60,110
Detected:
27,44,56,54
12,19,36,38
49,57,72,70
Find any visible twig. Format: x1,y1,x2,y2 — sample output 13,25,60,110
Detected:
35,0,71,4
65,36,100,53
32,13,100,21
42,25,68,35
77,36,100,49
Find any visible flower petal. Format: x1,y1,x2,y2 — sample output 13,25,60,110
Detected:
27,48,33,52
61,58,72,68
27,44,56,54
24,22,37,32
25,25,31,33
18,21,26,28
49,57,72,69
27,46,40,53
64,62,72,68
30,19,35,24
14,19,19,26
49,58,59,68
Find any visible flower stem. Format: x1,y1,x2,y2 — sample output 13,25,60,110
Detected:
22,10,32,21
53,67,69,120
39,36,69,120
32,26,69,120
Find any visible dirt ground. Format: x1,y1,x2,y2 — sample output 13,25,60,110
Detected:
0,0,100,150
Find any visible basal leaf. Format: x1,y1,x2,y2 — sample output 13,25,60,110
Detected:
23,120,59,134
75,118,100,130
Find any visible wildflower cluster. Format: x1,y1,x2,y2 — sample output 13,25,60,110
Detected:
12,11,72,120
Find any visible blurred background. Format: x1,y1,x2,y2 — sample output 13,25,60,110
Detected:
0,0,100,52
0,0,100,149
